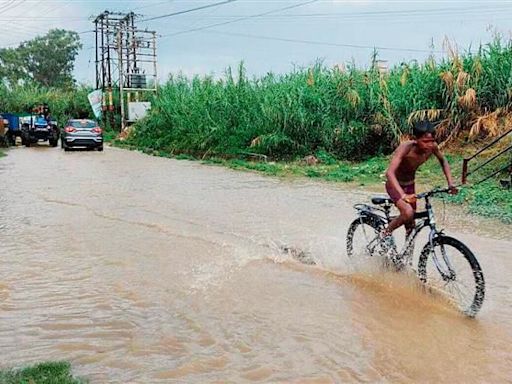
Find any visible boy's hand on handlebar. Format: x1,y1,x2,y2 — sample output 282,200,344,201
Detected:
402,194,417,204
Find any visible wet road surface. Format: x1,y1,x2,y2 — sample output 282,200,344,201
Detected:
0,145,511,383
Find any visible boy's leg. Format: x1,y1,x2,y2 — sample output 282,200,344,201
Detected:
403,184,416,236
404,206,416,235
382,200,414,263
383,182,416,235
384,199,415,234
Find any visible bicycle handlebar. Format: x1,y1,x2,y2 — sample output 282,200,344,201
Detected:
416,185,461,199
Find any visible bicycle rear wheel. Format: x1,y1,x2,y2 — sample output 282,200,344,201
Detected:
346,216,385,260
417,236,485,317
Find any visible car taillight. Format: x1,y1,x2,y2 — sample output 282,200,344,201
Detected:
65,127,76,133
92,127,102,134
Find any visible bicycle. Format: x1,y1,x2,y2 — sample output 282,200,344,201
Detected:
346,187,485,317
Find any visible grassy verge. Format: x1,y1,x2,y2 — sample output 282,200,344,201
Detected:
114,140,511,224
203,154,388,184
216,154,512,223
0,361,85,384
102,128,118,143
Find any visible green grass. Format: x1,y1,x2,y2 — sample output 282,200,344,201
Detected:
124,38,512,164
102,128,118,143
0,84,94,129
112,131,512,224
232,157,384,183
117,35,512,226
0,361,85,384
203,153,457,185
0,149,5,157
447,181,512,223
200,151,512,224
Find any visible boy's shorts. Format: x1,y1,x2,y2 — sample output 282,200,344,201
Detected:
386,181,416,210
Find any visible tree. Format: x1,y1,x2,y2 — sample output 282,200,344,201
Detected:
0,29,82,88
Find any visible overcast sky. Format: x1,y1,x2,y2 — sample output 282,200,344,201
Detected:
1,0,512,84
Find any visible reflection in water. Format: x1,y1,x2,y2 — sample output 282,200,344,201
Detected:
0,146,511,383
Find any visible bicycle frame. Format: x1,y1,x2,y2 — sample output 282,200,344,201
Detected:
350,186,486,316
355,191,457,279
396,195,437,268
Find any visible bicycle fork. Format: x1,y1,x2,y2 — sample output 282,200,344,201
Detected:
429,232,457,282
425,199,457,282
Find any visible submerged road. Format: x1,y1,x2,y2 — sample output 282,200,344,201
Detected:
0,145,511,383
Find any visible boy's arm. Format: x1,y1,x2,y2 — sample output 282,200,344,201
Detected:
433,146,457,192
386,142,412,200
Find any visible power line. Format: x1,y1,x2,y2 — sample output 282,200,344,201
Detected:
0,16,88,20
133,0,175,12
0,1,18,13
160,0,320,37
0,3,506,22
3,5,507,22
182,0,226,31
9,0,29,13
149,4,511,20
205,29,443,54
140,0,238,22
208,4,512,19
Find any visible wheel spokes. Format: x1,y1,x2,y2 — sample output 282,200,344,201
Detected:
351,222,379,258
425,243,479,314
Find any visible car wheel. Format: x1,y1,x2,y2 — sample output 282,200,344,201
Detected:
97,146,104,152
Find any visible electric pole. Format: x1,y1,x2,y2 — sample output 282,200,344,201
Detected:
94,11,157,131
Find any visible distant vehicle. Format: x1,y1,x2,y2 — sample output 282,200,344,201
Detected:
20,104,59,147
20,114,59,147
2,113,21,146
0,114,8,147
61,119,103,151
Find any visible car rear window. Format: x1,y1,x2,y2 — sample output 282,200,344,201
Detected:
69,120,97,128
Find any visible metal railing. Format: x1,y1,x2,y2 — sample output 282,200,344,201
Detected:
462,128,512,185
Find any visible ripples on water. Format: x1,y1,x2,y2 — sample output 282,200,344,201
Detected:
0,147,511,383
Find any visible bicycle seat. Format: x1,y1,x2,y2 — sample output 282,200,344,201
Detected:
371,195,393,205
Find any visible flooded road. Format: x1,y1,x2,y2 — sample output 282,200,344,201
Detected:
0,146,511,383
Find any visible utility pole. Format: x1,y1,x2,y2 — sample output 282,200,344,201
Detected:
120,28,157,131
117,29,125,132
94,11,157,132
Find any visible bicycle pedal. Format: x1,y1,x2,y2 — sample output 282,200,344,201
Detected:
391,257,406,271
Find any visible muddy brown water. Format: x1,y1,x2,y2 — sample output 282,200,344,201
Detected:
0,146,511,383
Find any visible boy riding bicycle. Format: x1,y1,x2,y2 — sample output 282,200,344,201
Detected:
382,120,458,246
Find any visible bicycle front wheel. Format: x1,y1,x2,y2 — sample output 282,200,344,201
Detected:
417,236,485,317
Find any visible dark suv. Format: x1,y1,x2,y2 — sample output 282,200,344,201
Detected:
61,119,103,151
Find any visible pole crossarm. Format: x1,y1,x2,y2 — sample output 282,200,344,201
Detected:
94,10,158,131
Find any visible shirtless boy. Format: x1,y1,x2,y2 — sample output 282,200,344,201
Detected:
383,120,458,241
